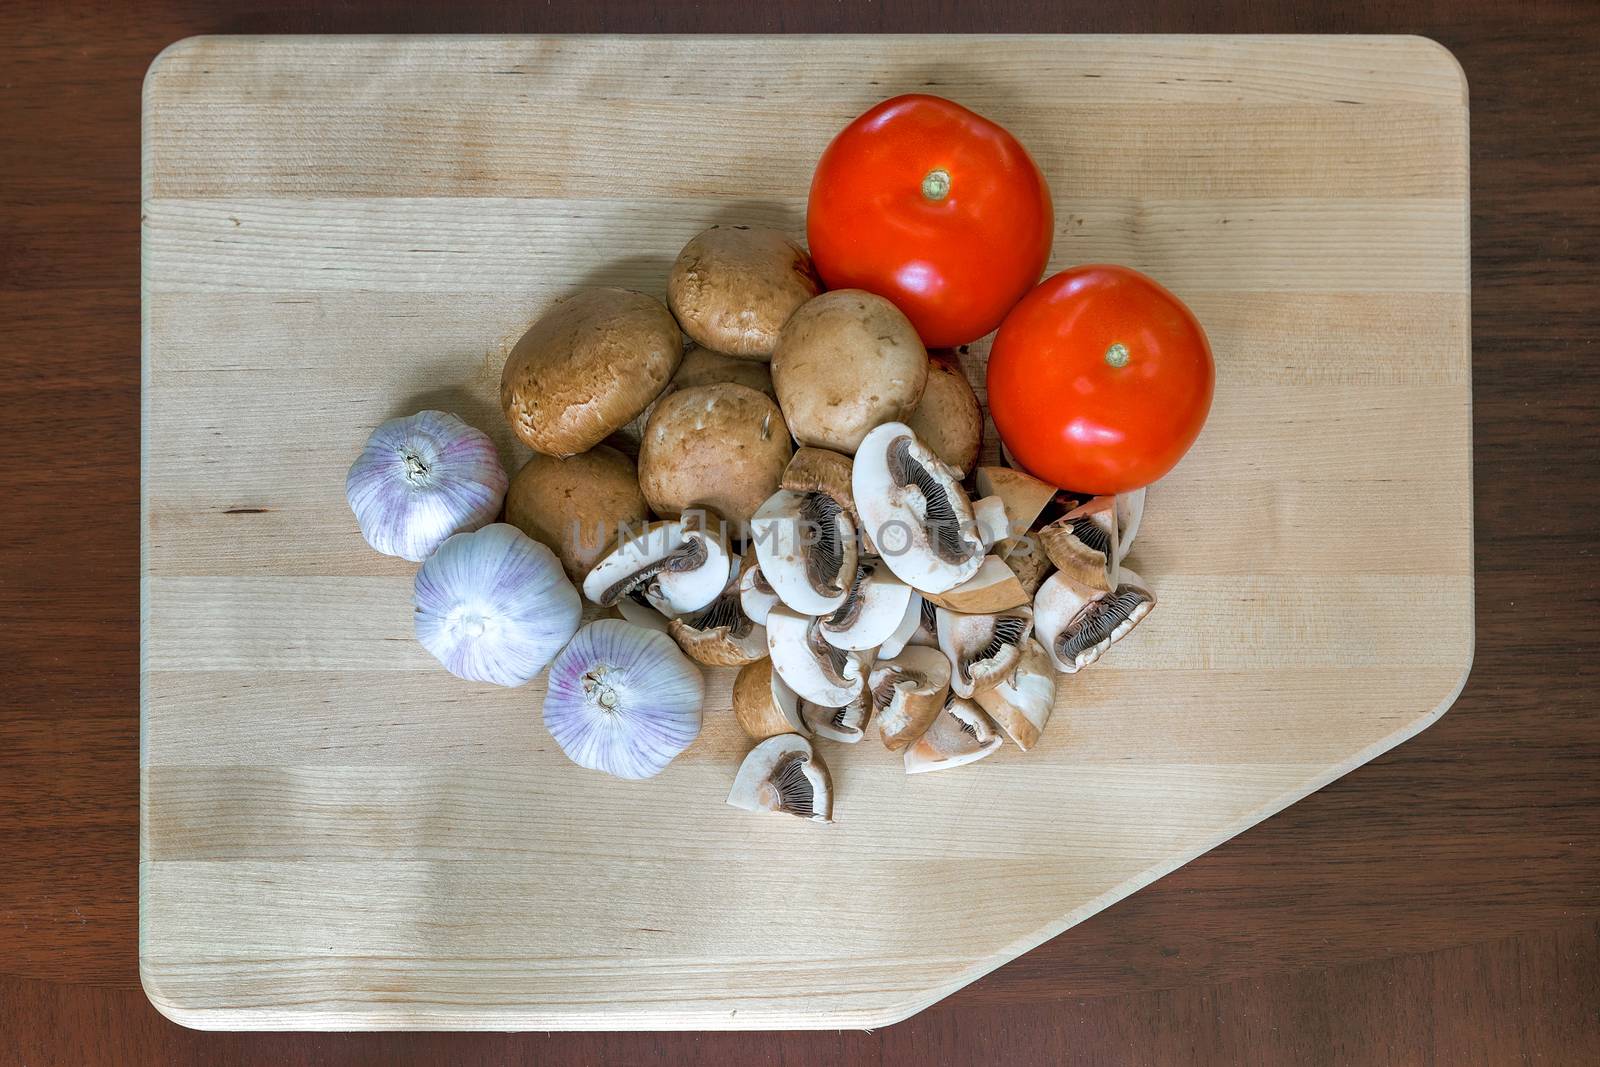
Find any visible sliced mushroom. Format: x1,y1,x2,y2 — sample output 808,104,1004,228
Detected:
1034,568,1156,674
819,560,914,651
727,733,832,824
801,680,873,744
732,658,810,740
1116,487,1146,563
905,354,983,477
973,638,1057,751
737,559,782,626
907,594,940,650
869,645,952,751
668,226,821,360
1038,495,1121,593
782,445,877,555
904,694,1003,773
972,495,1010,553
852,422,984,595
975,466,1058,558
923,555,1030,614
1002,546,1053,599
581,517,731,615
615,590,673,634
937,605,1035,698
766,606,868,708
750,488,858,616
781,447,853,509
877,591,925,660
668,553,765,667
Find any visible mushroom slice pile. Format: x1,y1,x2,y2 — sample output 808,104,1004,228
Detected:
668,553,765,667
732,658,810,740
801,682,873,744
1034,568,1156,674
974,639,1058,751
869,645,952,751
1038,495,1121,593
904,695,1004,773
581,518,731,615
819,560,914,651
737,560,782,625
765,606,868,708
750,488,858,616
877,591,925,660
727,734,833,824
852,422,984,595
937,605,1036,698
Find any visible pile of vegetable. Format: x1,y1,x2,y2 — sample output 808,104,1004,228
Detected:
345,94,1214,824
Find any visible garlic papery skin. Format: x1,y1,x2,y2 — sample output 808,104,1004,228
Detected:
413,523,581,687
347,410,509,562
543,619,704,780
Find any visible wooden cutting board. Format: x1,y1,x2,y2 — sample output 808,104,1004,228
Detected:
140,35,1472,1031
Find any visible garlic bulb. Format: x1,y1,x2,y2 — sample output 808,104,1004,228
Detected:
347,410,508,562
543,619,704,780
413,523,581,687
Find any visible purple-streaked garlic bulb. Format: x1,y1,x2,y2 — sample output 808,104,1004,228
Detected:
413,524,581,687
543,619,704,779
347,410,509,562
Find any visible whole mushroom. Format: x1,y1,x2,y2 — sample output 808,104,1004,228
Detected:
504,445,649,583
668,345,777,399
667,225,821,360
771,290,929,454
638,382,794,526
501,288,683,457
905,353,983,477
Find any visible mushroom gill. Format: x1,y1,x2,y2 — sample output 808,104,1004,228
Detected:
886,435,970,565
1055,585,1154,663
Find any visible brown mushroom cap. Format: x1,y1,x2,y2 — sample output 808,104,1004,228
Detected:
667,226,821,360
504,445,649,583
905,354,983,477
771,290,929,454
500,288,683,457
670,344,777,398
638,382,794,526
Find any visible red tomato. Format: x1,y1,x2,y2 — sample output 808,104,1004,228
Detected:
807,94,1053,348
986,265,1214,495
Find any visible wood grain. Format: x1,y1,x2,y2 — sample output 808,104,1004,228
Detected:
4,0,1598,1062
138,34,1471,1030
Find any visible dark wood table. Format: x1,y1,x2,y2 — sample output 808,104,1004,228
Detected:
5,1,1597,1062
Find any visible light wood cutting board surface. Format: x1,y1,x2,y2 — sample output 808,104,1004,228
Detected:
140,34,1472,1030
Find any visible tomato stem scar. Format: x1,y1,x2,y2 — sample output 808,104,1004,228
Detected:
1105,343,1130,368
921,169,951,201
